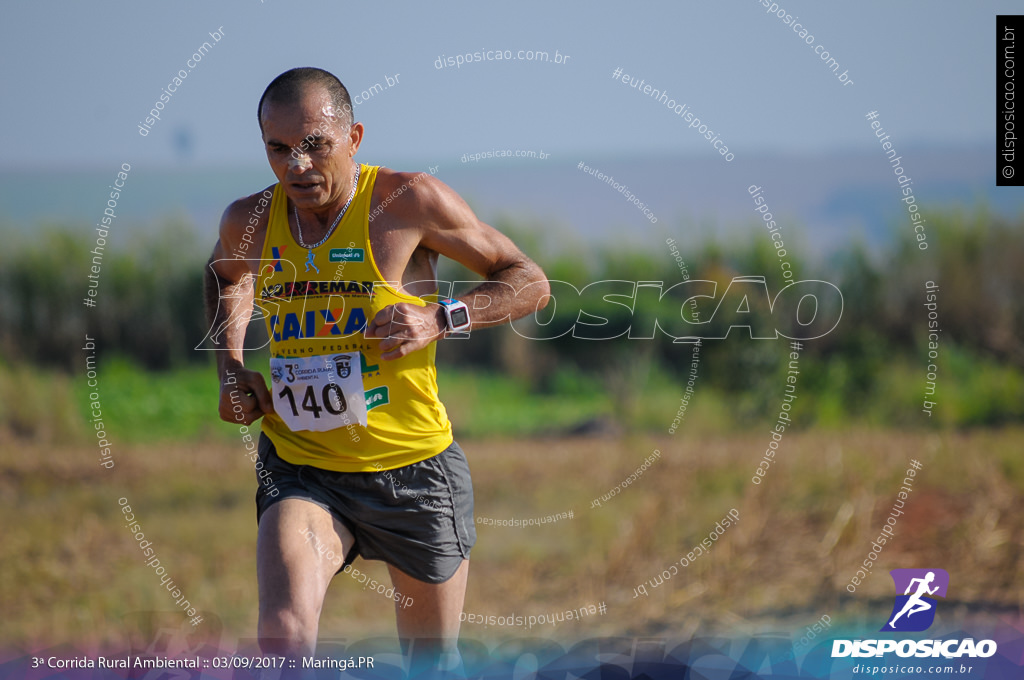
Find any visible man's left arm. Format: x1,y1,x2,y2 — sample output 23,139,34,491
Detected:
366,174,550,360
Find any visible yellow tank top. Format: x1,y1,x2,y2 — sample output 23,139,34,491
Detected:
256,164,453,471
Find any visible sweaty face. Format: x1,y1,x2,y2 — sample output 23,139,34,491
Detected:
260,87,361,212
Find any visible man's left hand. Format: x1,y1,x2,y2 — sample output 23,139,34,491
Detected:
365,302,446,360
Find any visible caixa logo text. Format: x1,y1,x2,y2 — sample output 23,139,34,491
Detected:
831,638,997,659
459,276,844,341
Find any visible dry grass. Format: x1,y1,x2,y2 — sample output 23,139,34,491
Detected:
2,427,1022,652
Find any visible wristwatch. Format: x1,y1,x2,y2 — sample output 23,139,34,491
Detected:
438,297,471,335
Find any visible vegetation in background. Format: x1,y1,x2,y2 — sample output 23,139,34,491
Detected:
0,207,1022,442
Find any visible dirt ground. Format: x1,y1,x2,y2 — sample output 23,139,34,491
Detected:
2,427,1021,653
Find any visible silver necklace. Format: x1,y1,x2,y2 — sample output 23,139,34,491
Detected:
293,164,361,250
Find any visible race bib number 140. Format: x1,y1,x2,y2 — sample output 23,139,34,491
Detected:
270,353,369,432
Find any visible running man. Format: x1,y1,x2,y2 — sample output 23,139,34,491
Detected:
888,571,939,628
203,67,549,675
303,248,319,274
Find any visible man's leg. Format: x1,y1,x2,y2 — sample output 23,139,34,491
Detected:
257,498,354,657
388,559,470,674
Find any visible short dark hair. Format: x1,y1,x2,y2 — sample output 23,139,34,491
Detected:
257,67,354,133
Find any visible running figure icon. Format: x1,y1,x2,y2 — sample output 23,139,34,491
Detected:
304,249,319,273
888,571,939,628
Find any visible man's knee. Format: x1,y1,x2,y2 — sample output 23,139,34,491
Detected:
258,606,317,653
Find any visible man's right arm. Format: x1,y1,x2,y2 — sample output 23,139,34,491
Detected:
203,195,275,425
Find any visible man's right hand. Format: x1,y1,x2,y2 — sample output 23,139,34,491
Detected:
219,366,275,426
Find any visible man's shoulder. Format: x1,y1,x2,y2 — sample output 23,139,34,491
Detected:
215,184,277,268
372,167,451,220
222,184,277,230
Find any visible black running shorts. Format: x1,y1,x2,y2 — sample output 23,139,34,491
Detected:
254,432,476,583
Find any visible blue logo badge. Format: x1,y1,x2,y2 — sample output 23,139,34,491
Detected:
881,568,949,632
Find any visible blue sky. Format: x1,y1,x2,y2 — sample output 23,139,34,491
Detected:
0,0,1010,170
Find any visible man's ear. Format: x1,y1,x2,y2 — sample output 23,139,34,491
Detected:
348,122,365,155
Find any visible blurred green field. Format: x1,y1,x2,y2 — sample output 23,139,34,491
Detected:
2,426,1021,650
3,358,627,444
2,346,1023,447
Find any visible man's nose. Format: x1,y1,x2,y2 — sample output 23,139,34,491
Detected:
289,154,313,173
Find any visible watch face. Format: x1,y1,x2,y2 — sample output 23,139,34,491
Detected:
450,308,469,327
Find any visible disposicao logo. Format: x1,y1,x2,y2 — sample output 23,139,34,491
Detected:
881,568,948,632
876,569,946,630
832,568,997,659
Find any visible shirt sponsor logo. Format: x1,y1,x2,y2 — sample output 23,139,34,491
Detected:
269,308,369,341
365,386,389,410
330,248,365,263
263,245,288,273
260,280,373,299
